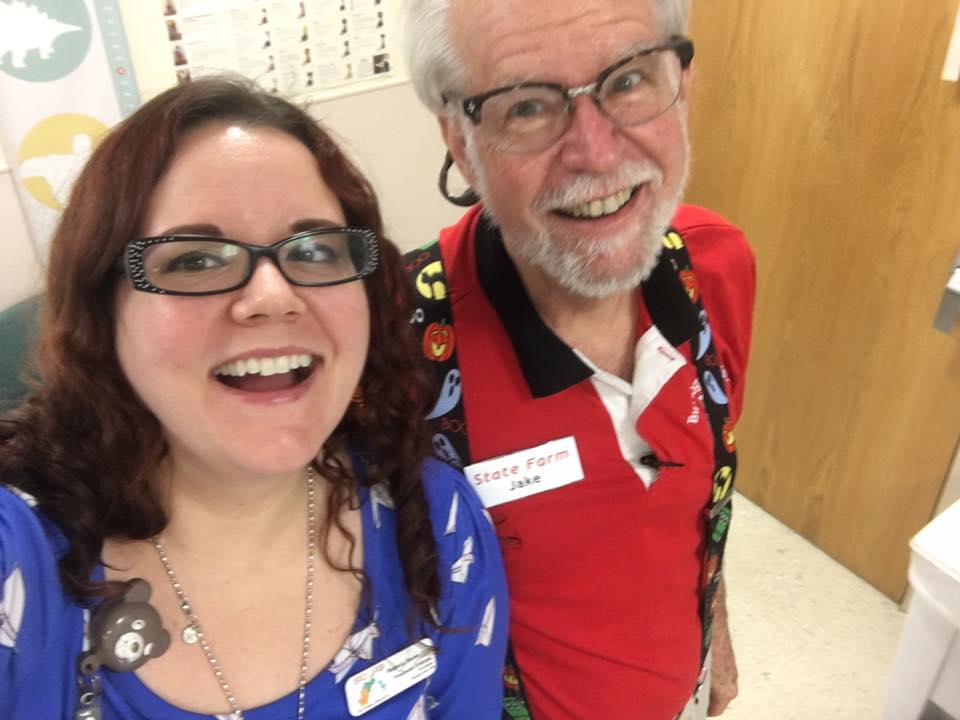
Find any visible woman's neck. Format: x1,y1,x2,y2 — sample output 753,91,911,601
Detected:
153,454,315,565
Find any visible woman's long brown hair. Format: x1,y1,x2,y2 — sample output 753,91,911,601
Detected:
0,77,439,622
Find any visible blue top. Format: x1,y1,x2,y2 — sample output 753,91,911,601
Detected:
0,457,508,719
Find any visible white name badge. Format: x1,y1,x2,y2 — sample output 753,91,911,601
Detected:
464,436,585,508
345,639,437,716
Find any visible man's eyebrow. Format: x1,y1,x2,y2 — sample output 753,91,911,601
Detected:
619,39,660,57
485,41,662,91
498,63,574,87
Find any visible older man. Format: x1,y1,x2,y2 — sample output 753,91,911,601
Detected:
401,1,754,718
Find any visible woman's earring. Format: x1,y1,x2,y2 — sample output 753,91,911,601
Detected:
351,386,365,407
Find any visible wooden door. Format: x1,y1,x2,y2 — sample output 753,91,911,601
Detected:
684,1,960,600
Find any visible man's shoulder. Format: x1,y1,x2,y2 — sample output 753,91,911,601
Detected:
402,240,439,265
402,207,487,319
402,206,484,272
672,204,754,276
673,203,737,229
673,204,749,248
670,206,756,418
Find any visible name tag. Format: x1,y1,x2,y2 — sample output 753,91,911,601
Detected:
464,436,585,508
345,639,437,716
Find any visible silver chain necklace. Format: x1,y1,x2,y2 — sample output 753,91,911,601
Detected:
152,466,317,720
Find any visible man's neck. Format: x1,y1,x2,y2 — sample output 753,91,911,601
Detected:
512,256,640,381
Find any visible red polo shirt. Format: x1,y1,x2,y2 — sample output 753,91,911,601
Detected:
421,204,754,719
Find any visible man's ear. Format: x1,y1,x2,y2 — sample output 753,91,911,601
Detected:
679,60,693,104
438,113,478,188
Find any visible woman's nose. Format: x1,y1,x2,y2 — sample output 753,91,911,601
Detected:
230,258,307,324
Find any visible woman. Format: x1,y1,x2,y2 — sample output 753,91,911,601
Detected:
0,78,507,719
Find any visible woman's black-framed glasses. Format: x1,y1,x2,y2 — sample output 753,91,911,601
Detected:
123,227,380,296
451,36,694,155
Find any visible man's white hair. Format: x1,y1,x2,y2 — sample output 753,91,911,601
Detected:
401,0,692,113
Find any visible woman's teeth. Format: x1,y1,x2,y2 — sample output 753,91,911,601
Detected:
562,187,636,218
214,353,313,378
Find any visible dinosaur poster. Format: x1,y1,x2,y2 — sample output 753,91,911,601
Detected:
0,0,138,254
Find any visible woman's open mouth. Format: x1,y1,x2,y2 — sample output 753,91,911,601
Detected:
213,353,316,393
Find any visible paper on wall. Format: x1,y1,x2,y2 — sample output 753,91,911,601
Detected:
161,0,394,98
944,0,960,82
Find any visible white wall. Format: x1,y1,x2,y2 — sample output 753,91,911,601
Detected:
0,2,462,313
312,84,464,253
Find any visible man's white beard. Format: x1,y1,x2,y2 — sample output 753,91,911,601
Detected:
465,125,690,299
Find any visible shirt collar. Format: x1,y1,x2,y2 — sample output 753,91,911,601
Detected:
473,214,700,398
640,245,700,348
474,215,593,398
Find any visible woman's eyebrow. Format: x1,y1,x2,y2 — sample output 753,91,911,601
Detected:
289,218,341,233
155,223,223,236
154,219,342,237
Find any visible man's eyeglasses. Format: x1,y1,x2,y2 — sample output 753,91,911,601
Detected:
123,227,380,296
449,36,694,155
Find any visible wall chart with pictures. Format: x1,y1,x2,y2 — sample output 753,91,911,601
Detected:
161,0,394,96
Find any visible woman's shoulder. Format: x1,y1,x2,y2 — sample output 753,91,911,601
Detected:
358,455,494,549
0,484,42,603
1,483,53,557
419,456,492,534
416,463,508,717
0,482,69,558
1,484,84,717
0,482,74,619
418,456,505,617
349,457,508,717
0,482,40,512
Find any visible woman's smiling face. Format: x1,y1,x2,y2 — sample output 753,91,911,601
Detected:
114,122,370,479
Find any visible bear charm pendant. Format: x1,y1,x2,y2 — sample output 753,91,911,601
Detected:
78,578,171,674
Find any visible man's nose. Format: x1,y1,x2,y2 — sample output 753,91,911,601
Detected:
230,257,306,324
555,95,623,174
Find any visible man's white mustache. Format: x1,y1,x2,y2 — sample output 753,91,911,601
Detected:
536,161,664,212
